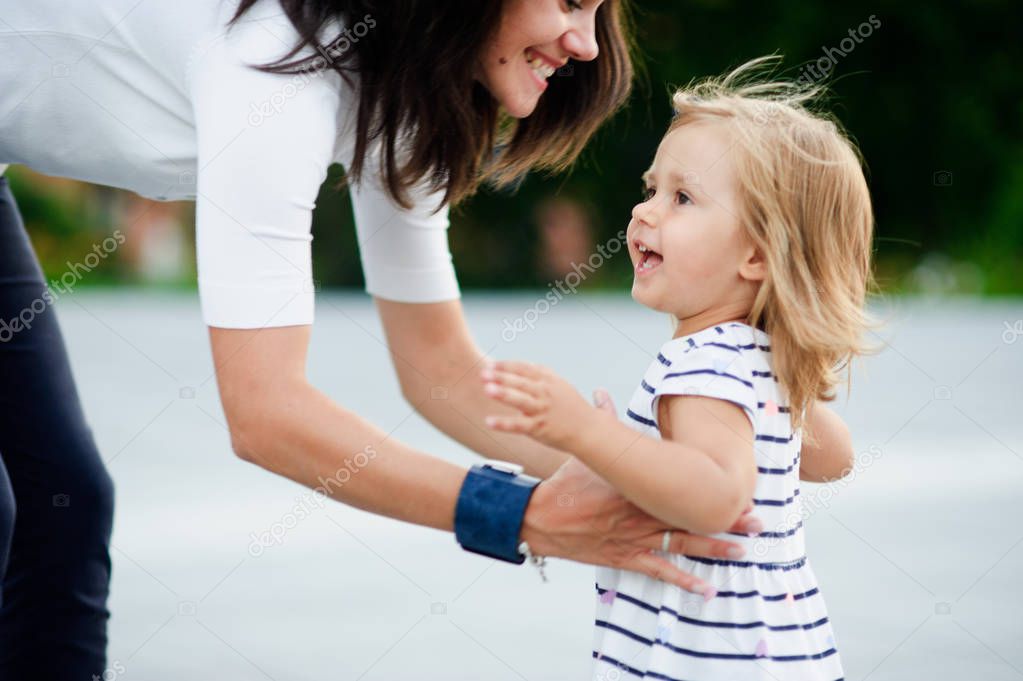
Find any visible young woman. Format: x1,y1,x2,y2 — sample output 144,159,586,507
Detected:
0,1,762,677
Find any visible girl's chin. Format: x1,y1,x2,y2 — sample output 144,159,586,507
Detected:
631,289,674,315
630,287,654,307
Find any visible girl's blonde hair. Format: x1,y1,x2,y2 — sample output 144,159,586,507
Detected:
667,57,877,432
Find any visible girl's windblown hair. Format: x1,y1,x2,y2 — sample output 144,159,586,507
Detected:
669,57,878,432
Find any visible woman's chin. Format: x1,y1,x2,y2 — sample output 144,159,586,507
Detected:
499,92,541,119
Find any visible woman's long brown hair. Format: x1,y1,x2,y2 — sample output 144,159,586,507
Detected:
229,0,635,208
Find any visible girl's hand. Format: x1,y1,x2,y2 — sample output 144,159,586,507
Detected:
481,360,596,452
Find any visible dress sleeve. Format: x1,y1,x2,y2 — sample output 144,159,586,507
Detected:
651,341,758,431
347,152,461,304
189,17,342,329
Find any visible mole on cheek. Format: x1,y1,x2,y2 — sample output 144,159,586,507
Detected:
499,57,508,64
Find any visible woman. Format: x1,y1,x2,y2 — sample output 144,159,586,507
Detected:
0,1,760,677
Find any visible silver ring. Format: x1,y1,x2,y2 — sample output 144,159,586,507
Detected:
661,530,671,552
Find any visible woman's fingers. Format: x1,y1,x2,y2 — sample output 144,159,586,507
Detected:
623,551,716,597
637,528,747,560
727,511,764,536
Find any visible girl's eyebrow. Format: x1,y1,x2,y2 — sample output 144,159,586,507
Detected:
642,167,697,189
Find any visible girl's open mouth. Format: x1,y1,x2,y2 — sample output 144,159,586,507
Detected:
635,244,663,276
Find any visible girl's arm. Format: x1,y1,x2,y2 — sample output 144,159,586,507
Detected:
799,401,856,483
482,361,758,536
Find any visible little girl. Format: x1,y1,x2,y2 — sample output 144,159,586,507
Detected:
480,58,874,681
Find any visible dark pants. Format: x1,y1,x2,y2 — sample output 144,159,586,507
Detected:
0,175,114,679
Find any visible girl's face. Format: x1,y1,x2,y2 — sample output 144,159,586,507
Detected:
478,0,603,118
627,122,765,334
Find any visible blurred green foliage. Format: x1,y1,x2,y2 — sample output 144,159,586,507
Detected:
310,1,1021,295
14,1,1022,294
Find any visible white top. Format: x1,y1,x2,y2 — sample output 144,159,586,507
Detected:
0,0,460,328
592,323,844,681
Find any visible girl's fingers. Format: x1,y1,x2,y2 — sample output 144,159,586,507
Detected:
490,360,543,380
484,414,534,433
483,382,542,414
482,368,541,398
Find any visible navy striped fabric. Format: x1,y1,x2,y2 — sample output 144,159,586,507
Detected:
592,323,844,680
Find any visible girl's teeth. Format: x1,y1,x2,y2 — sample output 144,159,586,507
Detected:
638,251,663,271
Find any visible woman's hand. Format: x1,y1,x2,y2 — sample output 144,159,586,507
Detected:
481,360,597,452
512,381,763,595
521,456,761,595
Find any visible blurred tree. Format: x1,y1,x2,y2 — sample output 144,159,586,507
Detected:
12,0,1022,294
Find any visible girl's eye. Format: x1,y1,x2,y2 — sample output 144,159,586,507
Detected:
566,0,584,11
642,186,656,201
676,191,692,205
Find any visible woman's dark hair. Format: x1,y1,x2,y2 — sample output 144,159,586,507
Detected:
228,0,635,208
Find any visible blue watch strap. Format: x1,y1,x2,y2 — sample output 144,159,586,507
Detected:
454,460,541,564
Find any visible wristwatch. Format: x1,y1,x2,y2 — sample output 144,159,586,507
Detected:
454,459,541,564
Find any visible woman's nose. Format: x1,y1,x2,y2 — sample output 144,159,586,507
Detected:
561,14,599,62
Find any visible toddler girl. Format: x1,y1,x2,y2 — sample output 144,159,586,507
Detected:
481,58,874,681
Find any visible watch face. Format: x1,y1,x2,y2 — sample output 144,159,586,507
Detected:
484,460,525,476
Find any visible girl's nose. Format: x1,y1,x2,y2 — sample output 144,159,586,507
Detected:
561,13,599,62
632,199,657,227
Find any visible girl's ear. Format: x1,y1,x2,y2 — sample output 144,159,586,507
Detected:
738,244,767,282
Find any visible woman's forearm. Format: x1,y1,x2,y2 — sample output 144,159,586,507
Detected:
375,297,571,478
407,362,572,478
232,378,467,531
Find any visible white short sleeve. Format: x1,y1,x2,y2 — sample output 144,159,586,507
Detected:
651,340,759,431
190,10,460,327
189,17,340,329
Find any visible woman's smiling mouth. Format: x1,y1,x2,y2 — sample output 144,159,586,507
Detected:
525,48,561,90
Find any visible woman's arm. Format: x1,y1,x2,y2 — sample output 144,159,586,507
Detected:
375,297,572,478
208,324,759,592
210,324,464,529
483,362,758,536
799,401,856,483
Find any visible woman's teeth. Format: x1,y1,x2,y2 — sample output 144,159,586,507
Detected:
526,50,557,79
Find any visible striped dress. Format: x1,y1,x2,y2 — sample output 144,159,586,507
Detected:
592,322,844,681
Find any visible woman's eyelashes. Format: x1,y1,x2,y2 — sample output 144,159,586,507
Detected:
566,0,584,11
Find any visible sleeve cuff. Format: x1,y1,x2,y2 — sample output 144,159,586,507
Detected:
362,261,461,304
199,280,315,328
